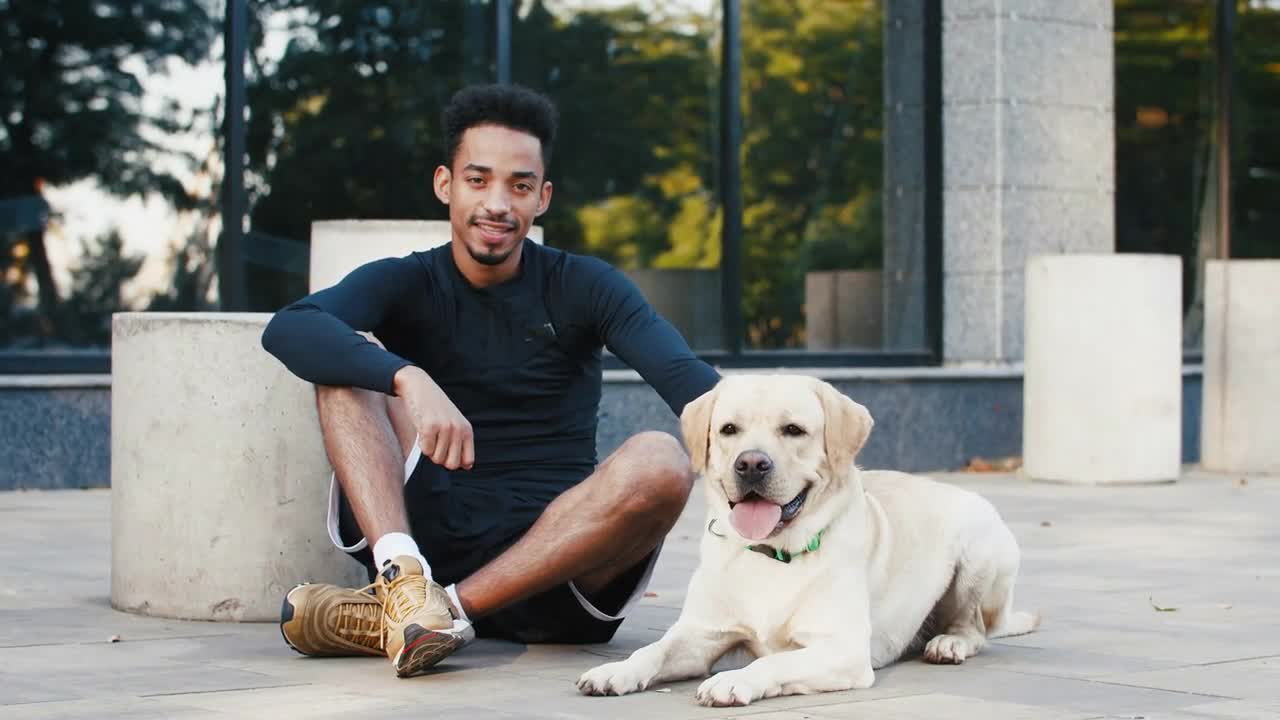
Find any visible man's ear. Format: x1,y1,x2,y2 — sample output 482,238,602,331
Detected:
535,179,553,217
433,165,451,205
679,384,719,475
812,378,873,474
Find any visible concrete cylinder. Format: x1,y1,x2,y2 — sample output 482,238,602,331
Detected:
1200,259,1280,474
1022,254,1183,484
805,270,884,350
624,268,722,351
110,312,365,621
309,219,543,292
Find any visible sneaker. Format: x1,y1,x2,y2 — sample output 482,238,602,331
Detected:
279,582,385,657
374,556,473,677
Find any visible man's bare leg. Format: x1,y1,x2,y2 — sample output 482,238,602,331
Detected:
452,431,694,620
315,385,416,554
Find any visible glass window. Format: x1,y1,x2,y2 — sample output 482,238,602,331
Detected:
3,0,932,366
1236,0,1280,260
1,1,222,349
511,0,724,352
739,0,895,352
1114,0,1216,350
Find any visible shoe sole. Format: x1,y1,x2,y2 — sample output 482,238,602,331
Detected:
393,623,466,678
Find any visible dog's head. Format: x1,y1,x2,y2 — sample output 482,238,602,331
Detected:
679,374,874,547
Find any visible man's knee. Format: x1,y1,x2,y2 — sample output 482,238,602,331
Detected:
606,431,694,520
314,385,396,427
316,384,379,412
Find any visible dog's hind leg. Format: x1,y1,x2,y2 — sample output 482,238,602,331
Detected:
923,521,1036,664
983,523,1040,640
921,567,988,665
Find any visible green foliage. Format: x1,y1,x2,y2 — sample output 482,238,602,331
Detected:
62,230,145,346
739,0,884,348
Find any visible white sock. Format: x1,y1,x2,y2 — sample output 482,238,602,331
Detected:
372,532,432,581
445,583,470,622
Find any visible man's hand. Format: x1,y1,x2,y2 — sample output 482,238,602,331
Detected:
394,366,474,470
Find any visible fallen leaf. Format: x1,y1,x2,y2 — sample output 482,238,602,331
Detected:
1236,478,1249,487
108,635,121,643
961,456,1022,472
644,592,658,598
1040,520,1053,527
1149,597,1177,612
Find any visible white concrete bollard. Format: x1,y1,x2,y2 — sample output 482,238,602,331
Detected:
309,219,543,292
1022,254,1183,484
1200,259,1280,474
110,312,366,622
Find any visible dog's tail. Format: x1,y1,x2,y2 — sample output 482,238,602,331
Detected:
988,610,1041,639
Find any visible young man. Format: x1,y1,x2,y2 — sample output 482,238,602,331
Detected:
261,83,721,678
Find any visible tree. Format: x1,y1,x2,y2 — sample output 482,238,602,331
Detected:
62,230,145,346
0,0,217,344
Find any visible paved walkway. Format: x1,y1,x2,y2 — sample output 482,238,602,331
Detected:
2,469,1278,719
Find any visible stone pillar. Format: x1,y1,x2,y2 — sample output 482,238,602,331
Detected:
1200,260,1280,474
1022,255,1183,484
110,312,366,621
942,0,1115,363
309,219,543,292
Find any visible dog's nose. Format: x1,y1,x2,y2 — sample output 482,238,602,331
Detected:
734,450,773,484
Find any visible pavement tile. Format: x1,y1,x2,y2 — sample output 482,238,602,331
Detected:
1099,656,1280,703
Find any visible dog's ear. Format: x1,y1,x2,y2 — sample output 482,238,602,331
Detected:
813,378,873,473
679,384,719,474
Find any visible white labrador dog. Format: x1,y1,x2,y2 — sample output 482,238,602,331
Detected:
577,374,1039,707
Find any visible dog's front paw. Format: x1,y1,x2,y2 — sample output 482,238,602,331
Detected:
923,633,976,664
576,660,654,697
695,669,761,707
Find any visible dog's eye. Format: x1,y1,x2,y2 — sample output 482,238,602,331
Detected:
719,423,738,436
782,423,807,437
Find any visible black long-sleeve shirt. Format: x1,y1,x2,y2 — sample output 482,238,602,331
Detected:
262,238,721,476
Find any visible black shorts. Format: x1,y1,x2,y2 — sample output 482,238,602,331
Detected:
325,443,657,645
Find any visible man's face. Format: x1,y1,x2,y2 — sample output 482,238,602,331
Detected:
433,124,553,269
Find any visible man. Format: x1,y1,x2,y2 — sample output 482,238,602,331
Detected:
261,83,721,678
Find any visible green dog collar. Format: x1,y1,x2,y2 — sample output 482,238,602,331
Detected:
746,528,824,564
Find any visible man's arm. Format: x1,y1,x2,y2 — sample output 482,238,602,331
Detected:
586,264,721,417
261,257,424,395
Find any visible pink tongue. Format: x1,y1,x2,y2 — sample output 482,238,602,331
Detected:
730,499,783,541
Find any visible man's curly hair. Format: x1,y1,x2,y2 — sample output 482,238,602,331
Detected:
441,84,559,173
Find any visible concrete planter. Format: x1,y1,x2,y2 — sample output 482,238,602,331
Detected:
623,268,722,351
110,312,365,621
1200,259,1280,474
309,219,543,292
805,270,883,350
1022,254,1183,485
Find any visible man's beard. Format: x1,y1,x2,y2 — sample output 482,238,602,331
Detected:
467,243,517,266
